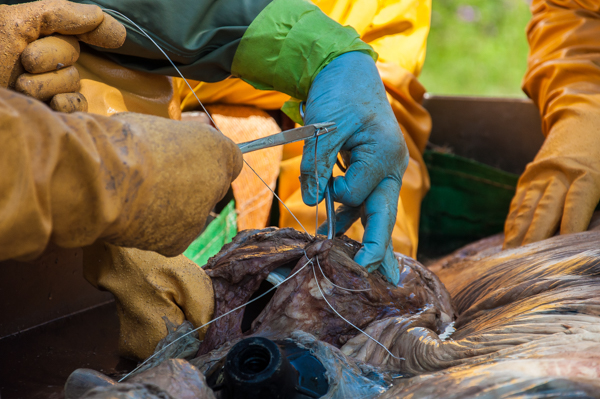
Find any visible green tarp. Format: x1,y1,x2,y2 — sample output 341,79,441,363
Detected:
418,150,519,258
184,200,237,267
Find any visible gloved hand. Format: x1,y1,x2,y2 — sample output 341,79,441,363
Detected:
0,0,126,112
0,88,242,261
504,0,600,248
303,52,409,285
504,106,600,248
83,241,215,360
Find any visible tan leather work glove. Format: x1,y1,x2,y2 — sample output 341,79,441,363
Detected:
0,0,126,112
0,88,243,261
83,242,214,361
504,0,600,248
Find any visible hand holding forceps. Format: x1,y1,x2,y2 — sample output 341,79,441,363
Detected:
237,122,338,239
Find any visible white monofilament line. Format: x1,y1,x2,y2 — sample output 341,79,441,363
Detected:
314,257,403,360
104,9,400,381
241,159,310,236
119,255,315,382
315,256,371,293
102,9,220,129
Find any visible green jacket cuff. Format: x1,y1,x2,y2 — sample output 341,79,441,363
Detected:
231,0,377,101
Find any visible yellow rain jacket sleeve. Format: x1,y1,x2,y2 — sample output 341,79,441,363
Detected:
504,0,600,248
0,88,242,262
0,0,241,362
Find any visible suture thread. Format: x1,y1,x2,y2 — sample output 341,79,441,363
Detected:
314,257,404,360
103,10,401,382
119,255,315,382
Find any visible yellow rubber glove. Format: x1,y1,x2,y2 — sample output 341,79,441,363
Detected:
0,88,242,261
504,0,600,248
83,241,214,360
0,0,126,112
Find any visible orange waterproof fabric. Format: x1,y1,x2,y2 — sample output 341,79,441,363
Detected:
76,51,181,120
204,105,283,231
177,0,432,257
504,0,600,247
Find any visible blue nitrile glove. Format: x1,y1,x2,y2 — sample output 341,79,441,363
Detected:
303,51,409,285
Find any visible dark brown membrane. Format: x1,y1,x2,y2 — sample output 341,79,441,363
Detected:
74,227,600,398
198,227,455,356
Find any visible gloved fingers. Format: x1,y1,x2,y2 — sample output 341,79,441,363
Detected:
35,0,104,36
17,35,86,110
376,243,400,286
332,156,384,208
316,204,361,236
77,13,127,49
83,244,215,360
108,113,243,256
504,179,546,248
50,92,88,113
15,66,80,102
521,177,568,246
504,177,559,248
300,137,340,206
21,35,80,74
560,174,600,235
0,1,120,89
332,128,408,207
354,177,401,272
166,255,215,339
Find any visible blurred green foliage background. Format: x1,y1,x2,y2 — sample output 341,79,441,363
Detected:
419,0,532,97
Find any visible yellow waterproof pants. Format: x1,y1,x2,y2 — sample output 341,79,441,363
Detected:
178,0,432,258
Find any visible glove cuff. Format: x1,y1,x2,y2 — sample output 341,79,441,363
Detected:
232,0,377,101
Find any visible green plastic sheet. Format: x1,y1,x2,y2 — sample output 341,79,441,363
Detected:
418,151,519,258
184,200,237,267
